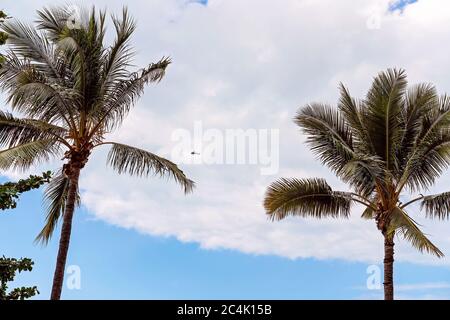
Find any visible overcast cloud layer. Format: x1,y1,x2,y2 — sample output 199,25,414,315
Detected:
3,0,450,266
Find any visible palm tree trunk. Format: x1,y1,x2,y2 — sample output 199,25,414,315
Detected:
383,234,394,300
50,166,80,300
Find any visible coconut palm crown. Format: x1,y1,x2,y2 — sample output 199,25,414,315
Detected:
0,6,194,299
264,69,450,300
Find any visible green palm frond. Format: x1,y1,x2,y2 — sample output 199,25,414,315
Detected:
388,207,443,257
395,83,438,178
295,101,389,198
36,6,107,120
420,191,450,220
104,142,194,193
294,103,354,175
399,95,450,191
264,178,353,220
0,110,68,147
100,7,136,94
364,68,407,170
340,156,388,198
338,83,374,155
399,84,437,151
1,18,60,80
36,6,74,42
35,169,79,244
0,53,78,126
0,139,62,171
90,57,171,134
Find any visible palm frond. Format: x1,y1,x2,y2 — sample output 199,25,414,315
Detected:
388,207,443,257
340,155,387,198
338,83,375,155
393,84,438,180
399,95,450,191
35,169,79,244
294,103,354,175
89,57,171,134
264,178,352,220
420,191,450,220
104,142,194,193
0,53,79,126
1,18,60,80
100,7,136,95
0,110,68,147
364,68,407,170
0,139,61,171
36,6,71,41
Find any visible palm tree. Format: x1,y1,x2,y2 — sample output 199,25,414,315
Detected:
0,6,194,300
264,69,450,300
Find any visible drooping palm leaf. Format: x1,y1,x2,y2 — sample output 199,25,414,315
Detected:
1,18,61,80
388,207,443,257
36,169,79,244
264,178,353,220
294,103,354,175
0,53,78,126
0,139,61,171
0,110,68,147
105,142,194,193
420,191,450,220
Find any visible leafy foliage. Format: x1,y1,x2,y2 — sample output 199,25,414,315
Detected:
264,178,352,220
106,142,194,193
265,68,450,258
420,191,450,220
36,169,79,244
388,207,443,257
0,171,51,210
0,256,39,300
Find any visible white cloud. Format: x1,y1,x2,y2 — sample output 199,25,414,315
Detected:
4,0,450,265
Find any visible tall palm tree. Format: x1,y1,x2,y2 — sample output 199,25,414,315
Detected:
264,69,450,300
0,6,194,300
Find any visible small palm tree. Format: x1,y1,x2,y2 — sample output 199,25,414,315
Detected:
0,6,194,300
264,69,450,300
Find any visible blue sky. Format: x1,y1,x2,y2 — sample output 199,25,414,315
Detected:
2,185,450,299
390,0,418,11
2,0,450,300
